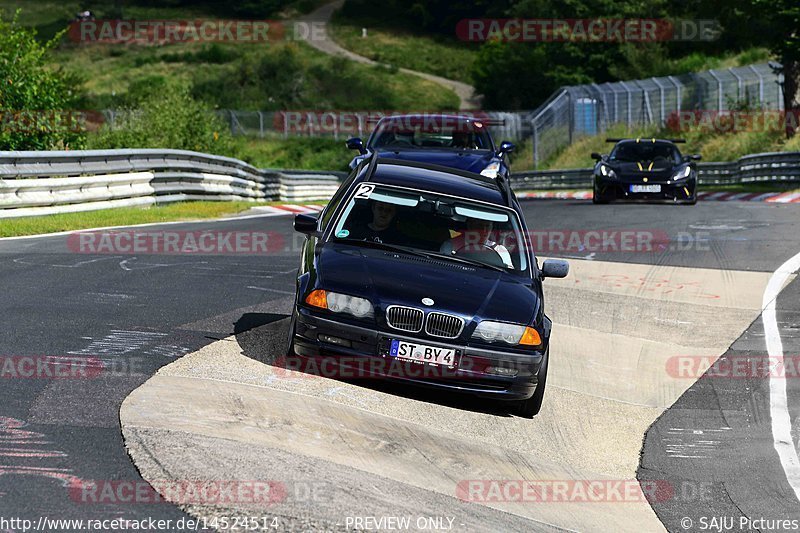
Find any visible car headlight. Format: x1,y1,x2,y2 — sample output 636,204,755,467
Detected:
480,162,502,178
305,289,374,319
472,320,542,346
598,164,617,179
672,166,692,180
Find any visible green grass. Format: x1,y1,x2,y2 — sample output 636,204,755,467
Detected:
52,40,460,111
234,136,350,171
0,201,269,237
330,20,477,84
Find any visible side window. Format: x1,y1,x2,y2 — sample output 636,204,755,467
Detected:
320,167,360,230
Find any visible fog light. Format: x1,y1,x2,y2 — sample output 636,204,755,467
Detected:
318,334,351,348
486,366,518,377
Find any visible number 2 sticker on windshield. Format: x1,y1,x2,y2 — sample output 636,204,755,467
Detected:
354,184,376,200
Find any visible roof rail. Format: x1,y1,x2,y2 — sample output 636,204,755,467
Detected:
497,174,515,208
606,137,686,143
364,115,505,126
363,150,380,182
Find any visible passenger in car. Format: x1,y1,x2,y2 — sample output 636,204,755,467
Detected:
346,201,401,243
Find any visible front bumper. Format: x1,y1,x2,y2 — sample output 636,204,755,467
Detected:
291,309,545,400
595,176,696,202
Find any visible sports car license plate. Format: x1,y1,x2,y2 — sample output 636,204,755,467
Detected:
390,339,455,366
630,184,661,193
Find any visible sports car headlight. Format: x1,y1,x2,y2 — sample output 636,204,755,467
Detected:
598,164,617,179
472,320,542,346
480,162,502,178
305,289,374,318
672,166,692,180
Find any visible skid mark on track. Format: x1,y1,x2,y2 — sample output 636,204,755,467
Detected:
67,329,171,363
0,417,83,496
662,427,731,459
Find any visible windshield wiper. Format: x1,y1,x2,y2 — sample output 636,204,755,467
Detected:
411,250,507,273
335,238,507,272
335,238,434,260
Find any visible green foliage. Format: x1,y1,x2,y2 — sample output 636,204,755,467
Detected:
234,136,349,171
190,42,459,111
88,81,234,154
0,12,85,149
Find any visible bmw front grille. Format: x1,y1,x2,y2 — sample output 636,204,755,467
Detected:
386,305,424,332
424,312,465,339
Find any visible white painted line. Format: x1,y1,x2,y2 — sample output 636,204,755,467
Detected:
765,250,800,502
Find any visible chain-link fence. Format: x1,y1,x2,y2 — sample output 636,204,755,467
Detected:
528,62,784,168
101,63,783,169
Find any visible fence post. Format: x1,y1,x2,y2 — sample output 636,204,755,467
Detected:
653,77,667,124
567,91,573,144
258,111,264,138
748,65,765,108
729,68,744,101
708,69,724,111
668,76,682,114
620,81,633,129
532,119,539,170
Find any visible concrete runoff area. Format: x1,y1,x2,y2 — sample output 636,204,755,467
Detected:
119,257,785,531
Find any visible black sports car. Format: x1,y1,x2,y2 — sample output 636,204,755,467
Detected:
591,138,701,204
288,155,568,417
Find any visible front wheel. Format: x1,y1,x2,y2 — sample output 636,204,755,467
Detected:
515,348,548,418
286,307,298,357
592,188,609,204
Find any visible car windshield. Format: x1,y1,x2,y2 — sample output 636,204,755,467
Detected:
610,143,681,164
369,119,493,151
331,184,528,273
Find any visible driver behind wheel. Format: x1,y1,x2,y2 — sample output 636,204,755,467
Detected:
440,218,513,268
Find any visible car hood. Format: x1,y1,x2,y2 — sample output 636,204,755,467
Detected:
606,161,676,180
316,243,538,325
374,149,497,174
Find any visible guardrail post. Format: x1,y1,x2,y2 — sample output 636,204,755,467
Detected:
532,119,539,170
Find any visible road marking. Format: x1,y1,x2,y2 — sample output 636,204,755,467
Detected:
765,250,800,501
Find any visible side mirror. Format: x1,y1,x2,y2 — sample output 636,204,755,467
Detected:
690,154,702,161
346,137,366,155
294,213,320,236
591,152,603,161
498,141,515,155
540,258,569,279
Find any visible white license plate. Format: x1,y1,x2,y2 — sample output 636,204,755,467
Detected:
390,339,455,366
630,184,661,193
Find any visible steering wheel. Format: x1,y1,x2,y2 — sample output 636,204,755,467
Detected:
452,243,506,267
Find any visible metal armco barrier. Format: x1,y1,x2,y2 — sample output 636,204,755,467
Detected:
0,149,798,217
511,151,800,190
0,149,336,218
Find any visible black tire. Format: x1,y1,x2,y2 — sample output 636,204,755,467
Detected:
516,348,549,418
286,307,298,357
592,189,608,204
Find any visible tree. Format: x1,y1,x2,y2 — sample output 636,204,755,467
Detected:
744,0,800,137
0,12,86,150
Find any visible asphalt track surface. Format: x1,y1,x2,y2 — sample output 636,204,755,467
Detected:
1,199,800,532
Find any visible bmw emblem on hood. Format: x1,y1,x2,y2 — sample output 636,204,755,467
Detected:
422,298,434,306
